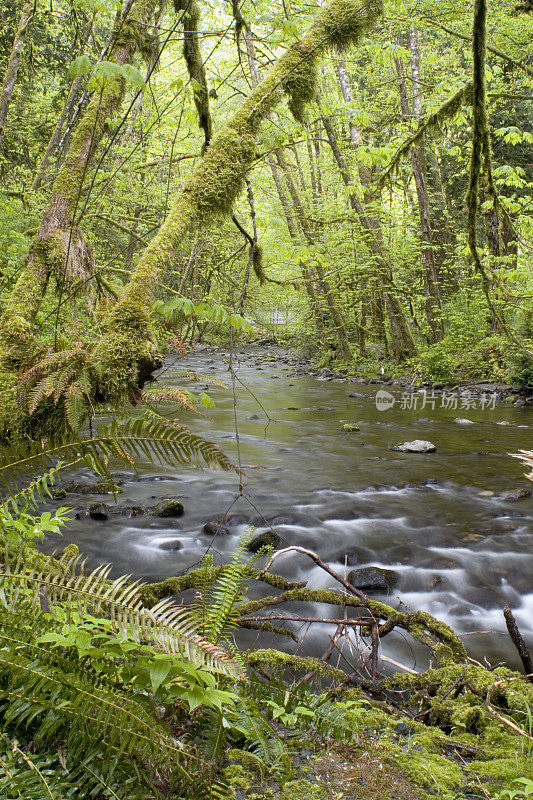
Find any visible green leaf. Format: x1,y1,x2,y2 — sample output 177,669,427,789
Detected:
149,657,172,693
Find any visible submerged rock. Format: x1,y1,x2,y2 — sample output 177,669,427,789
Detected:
159,541,183,551
500,488,532,502
246,530,281,553
203,521,230,536
88,503,110,521
152,499,184,518
64,480,123,494
392,440,437,453
348,566,397,592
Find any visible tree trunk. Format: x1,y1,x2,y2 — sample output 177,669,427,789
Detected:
321,111,415,359
274,146,352,360
0,1,35,149
395,30,443,344
0,0,158,437
91,0,382,403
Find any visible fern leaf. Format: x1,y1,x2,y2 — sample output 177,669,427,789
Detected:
0,543,243,679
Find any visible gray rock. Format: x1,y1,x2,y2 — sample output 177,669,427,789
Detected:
88,503,110,521
500,488,532,502
152,499,184,518
246,530,281,553
348,566,397,592
454,418,475,425
392,440,437,453
159,541,183,551
203,521,230,536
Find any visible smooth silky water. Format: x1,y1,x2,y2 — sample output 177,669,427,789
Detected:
41,347,533,671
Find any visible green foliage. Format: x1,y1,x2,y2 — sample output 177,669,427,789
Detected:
194,529,257,647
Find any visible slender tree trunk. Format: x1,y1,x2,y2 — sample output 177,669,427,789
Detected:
321,111,415,359
425,148,457,293
275,146,351,360
0,1,35,149
240,20,325,336
32,77,83,191
395,30,443,344
268,155,324,334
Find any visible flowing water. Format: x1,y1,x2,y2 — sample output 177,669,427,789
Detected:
41,346,533,670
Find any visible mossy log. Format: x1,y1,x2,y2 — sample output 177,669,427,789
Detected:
91,0,383,403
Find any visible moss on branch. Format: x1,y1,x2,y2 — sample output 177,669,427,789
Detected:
92,0,383,403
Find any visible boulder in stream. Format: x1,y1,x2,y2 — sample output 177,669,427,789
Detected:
348,566,397,592
392,440,437,453
246,530,281,553
203,521,230,536
152,499,184,518
454,418,475,425
88,503,110,521
499,488,532,502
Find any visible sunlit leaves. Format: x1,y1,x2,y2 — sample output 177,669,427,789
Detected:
66,58,146,91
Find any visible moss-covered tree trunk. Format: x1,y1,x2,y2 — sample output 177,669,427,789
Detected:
0,0,157,437
92,0,383,402
0,1,35,149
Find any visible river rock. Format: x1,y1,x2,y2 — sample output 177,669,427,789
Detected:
348,567,397,592
88,503,110,521
152,499,184,518
500,488,532,502
392,440,437,453
159,541,183,551
341,423,360,432
65,480,123,494
215,513,249,527
454,418,475,425
246,530,281,553
203,521,230,536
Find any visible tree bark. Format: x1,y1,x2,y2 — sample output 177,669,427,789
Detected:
0,1,36,149
321,109,415,359
395,30,443,344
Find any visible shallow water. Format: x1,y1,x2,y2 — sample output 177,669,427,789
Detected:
41,346,533,670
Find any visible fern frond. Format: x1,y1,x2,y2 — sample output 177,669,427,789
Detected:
199,529,255,645
510,450,533,482
0,415,235,486
1,462,75,515
0,543,243,678
142,388,199,412
182,371,228,388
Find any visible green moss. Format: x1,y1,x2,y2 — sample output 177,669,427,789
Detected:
282,43,319,122
243,649,345,680
226,749,266,782
280,779,328,799
174,0,212,148
91,0,382,403
309,0,383,51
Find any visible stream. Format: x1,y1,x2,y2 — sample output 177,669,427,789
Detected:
41,345,533,671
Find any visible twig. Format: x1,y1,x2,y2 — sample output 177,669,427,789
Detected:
258,546,368,600
486,678,533,742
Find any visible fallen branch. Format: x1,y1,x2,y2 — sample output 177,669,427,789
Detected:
503,605,533,683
